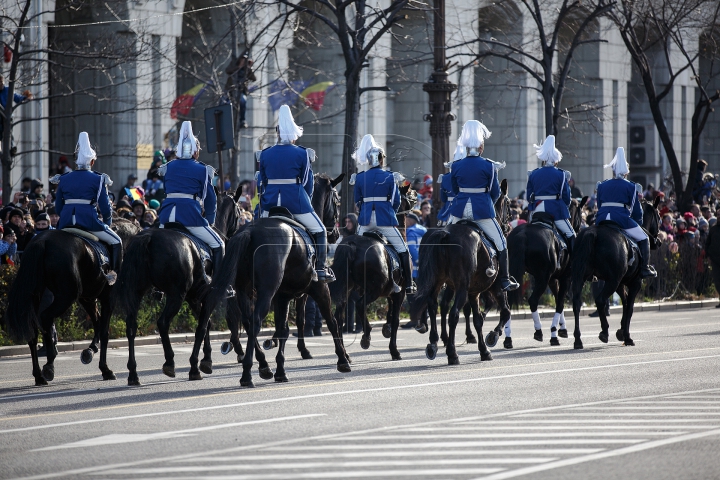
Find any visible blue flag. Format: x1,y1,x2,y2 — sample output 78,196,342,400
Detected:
268,79,312,111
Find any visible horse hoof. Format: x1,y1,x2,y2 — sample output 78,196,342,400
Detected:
574,340,584,350
360,336,370,350
481,351,493,361
624,339,635,346
35,376,48,386
189,371,203,381
448,356,460,366
128,376,141,386
102,370,116,381
415,323,428,334
550,337,560,346
237,353,245,363
558,329,568,338
162,364,176,378
80,349,94,365
485,331,499,348
345,354,352,364
300,350,313,360
534,330,543,342
220,342,233,355
391,352,402,361
382,323,392,339
274,373,289,383
42,365,54,382
466,334,477,344
425,343,437,360
598,332,609,343
503,337,513,349
337,362,351,373
199,361,213,375
616,329,624,342
240,379,255,388
262,339,274,351
259,367,274,380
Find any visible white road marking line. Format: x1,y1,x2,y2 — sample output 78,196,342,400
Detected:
31,414,325,452
270,440,644,449
511,412,720,417
4,353,720,434
619,400,720,404
340,433,673,439
568,406,720,410
469,427,720,480
397,426,710,431
460,419,719,424
99,468,506,479
168,453,569,462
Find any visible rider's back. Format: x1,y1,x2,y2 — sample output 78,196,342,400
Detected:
163,159,208,196
354,167,399,226
55,170,109,230
528,166,570,220
596,178,641,228
259,144,313,214
450,156,498,219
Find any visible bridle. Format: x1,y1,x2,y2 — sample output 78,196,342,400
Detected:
322,181,341,244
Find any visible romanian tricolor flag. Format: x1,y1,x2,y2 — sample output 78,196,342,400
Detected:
170,83,209,119
124,187,144,202
300,82,335,111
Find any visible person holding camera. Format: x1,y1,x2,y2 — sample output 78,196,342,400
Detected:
225,52,256,128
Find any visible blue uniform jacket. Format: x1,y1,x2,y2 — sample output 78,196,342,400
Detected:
406,223,427,278
258,144,314,214
437,172,455,222
596,178,643,229
354,167,401,226
159,158,217,227
526,165,571,220
54,169,113,232
449,156,500,220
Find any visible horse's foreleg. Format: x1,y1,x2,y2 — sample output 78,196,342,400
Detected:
472,298,492,361
464,301,477,344
274,296,292,382
528,273,551,343
620,280,641,346
78,298,99,365
295,295,312,360
38,294,73,383
189,299,212,381
97,292,116,381
310,283,351,372
572,277,585,349
440,287,453,346
446,288,467,365
29,326,45,386
226,298,245,363
550,276,571,345
389,292,404,361
242,290,273,388
157,294,184,378
596,280,620,344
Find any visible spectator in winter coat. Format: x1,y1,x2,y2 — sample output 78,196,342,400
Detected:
0,226,17,265
402,212,427,329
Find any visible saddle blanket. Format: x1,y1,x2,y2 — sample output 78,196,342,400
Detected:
599,222,638,267
264,213,316,264
454,221,497,259
531,220,567,250
172,229,212,266
290,224,316,264
384,244,400,272
63,229,109,268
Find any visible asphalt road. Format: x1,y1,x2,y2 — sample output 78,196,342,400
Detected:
1,307,719,480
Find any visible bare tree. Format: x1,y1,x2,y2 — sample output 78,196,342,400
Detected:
609,0,720,212
452,0,615,136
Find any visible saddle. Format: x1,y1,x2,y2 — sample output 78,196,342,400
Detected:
163,222,213,271
266,207,316,263
530,213,567,251
598,220,638,267
362,231,400,272
453,220,497,259
62,228,110,270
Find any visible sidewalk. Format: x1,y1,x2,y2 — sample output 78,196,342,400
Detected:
1,298,717,357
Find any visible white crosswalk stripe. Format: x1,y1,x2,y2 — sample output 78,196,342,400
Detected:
91,389,720,480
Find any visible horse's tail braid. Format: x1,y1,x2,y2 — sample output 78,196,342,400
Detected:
4,241,45,343
410,229,449,322
113,233,153,317
329,239,356,305
207,228,251,312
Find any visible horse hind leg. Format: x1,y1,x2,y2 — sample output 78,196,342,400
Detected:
273,296,292,382
39,292,75,382
440,287,453,346
389,292,403,361
528,272,551,343
446,289,467,365
464,301,477,344
78,298,99,365
595,280,620,344
29,327,45,386
294,295,312,360
619,281,640,346
471,300,492,361
157,293,184,378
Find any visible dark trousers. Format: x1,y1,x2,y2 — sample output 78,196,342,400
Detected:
304,297,323,331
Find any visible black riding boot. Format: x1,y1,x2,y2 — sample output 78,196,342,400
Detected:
566,235,574,256
498,249,520,292
638,238,657,279
106,243,122,285
399,251,416,294
314,233,335,283
212,247,235,297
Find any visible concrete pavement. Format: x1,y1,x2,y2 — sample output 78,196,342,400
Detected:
0,308,719,479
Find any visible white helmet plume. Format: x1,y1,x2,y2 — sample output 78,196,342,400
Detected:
277,104,303,143
353,134,381,172
457,120,491,149
534,135,562,165
75,132,96,169
453,145,466,161
175,121,199,158
604,147,629,177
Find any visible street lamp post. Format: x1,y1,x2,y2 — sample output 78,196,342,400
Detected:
423,0,457,227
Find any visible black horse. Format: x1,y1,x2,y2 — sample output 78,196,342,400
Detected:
4,219,140,386
570,197,661,349
505,197,588,348
114,190,241,385
202,174,349,387
410,179,512,364
329,184,416,360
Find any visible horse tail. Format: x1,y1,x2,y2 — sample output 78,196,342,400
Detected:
329,239,356,304
5,241,45,343
572,227,596,295
207,228,251,311
507,236,525,310
113,233,153,317
410,230,450,321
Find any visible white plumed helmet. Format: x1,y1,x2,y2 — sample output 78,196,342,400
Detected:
175,121,199,158
534,135,562,165
353,134,384,172
75,132,96,169
457,120,491,149
277,104,303,143
605,147,629,178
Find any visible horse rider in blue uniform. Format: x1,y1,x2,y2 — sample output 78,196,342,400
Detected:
596,147,657,278
526,135,575,253
449,120,518,292
157,121,233,294
52,132,122,284
256,105,334,283
352,134,416,294
437,145,465,226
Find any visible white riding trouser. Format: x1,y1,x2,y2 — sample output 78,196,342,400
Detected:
161,223,224,250
603,213,647,242
92,228,122,245
450,201,506,251
357,211,408,253
261,210,325,234
532,202,575,238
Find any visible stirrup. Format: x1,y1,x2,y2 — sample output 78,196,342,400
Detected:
392,282,402,294
226,286,236,298
641,266,657,279
500,276,519,292
105,270,117,286
405,282,417,294
316,268,336,284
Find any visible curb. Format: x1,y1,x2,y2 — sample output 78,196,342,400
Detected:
1,298,717,358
